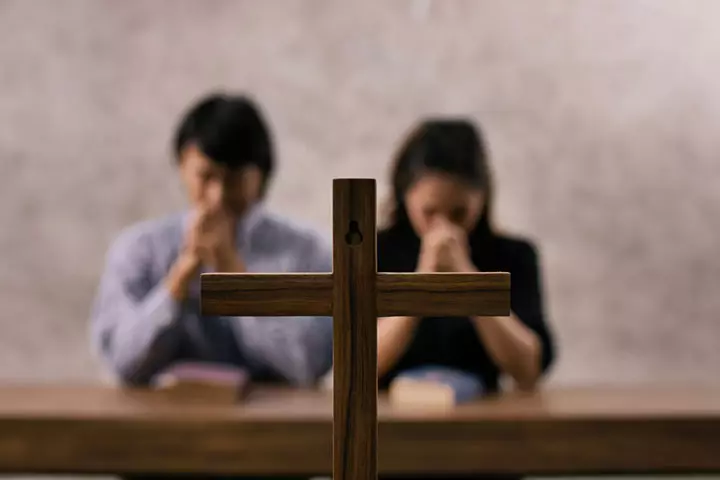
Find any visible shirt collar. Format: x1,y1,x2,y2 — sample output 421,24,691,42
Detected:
236,202,264,248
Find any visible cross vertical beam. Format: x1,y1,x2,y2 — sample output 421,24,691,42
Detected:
332,179,377,480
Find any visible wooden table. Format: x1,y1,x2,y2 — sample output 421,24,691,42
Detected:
0,385,718,476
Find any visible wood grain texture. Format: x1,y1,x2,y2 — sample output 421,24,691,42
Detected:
200,273,333,316
0,386,719,475
377,272,510,317
332,179,378,480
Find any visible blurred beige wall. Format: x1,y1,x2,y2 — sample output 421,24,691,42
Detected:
1,0,719,385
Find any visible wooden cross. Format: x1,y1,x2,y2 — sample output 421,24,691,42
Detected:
200,178,510,480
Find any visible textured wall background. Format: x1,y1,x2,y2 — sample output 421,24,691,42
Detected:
2,0,720,389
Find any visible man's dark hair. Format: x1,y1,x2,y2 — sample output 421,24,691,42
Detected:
173,92,274,188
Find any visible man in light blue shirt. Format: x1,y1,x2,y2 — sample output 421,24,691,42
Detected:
90,92,333,388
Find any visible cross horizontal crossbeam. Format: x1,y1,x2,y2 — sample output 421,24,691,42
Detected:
202,272,510,317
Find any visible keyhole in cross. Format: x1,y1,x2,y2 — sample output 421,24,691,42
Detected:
345,220,363,246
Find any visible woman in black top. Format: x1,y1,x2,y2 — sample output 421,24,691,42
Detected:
378,119,555,392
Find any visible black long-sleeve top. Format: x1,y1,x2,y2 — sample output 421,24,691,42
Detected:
377,227,556,391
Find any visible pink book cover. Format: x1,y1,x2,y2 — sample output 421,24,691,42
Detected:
153,362,251,400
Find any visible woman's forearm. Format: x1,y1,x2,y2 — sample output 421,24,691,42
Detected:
377,316,420,377
472,314,542,391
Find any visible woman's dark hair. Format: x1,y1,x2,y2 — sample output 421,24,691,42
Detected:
384,118,495,239
173,92,274,192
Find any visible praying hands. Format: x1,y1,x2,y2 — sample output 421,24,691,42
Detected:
417,219,476,273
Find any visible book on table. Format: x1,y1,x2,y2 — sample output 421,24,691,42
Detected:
152,362,251,403
389,365,484,409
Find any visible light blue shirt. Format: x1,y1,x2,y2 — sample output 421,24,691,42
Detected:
90,205,333,387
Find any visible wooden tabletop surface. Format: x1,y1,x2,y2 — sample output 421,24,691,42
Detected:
0,384,719,475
